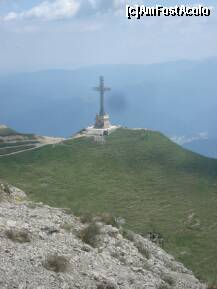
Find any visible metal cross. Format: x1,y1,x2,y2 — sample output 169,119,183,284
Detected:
94,76,111,116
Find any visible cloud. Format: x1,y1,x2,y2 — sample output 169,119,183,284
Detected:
87,0,124,11
3,0,80,21
4,12,17,21
171,132,208,145
2,0,124,21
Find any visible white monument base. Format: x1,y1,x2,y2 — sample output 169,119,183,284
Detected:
82,125,120,137
94,114,110,129
72,125,121,140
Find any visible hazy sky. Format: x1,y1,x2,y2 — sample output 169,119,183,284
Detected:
0,0,216,74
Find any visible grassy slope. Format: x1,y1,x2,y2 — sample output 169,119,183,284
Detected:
0,141,38,148
0,145,36,155
0,128,217,282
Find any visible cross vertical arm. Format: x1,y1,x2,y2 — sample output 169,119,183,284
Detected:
94,76,111,116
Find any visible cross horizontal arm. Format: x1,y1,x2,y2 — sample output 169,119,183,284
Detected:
94,87,111,92
103,87,111,91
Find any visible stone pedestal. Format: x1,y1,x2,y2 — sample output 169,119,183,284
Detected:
94,114,111,129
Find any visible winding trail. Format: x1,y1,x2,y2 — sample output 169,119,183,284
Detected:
0,143,37,150
0,135,65,157
0,144,49,157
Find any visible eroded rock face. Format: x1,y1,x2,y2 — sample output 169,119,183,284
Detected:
0,185,206,289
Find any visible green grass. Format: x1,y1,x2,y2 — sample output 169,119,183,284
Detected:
0,128,217,282
0,141,39,148
0,145,37,155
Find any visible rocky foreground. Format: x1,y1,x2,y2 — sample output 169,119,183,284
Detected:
0,184,206,289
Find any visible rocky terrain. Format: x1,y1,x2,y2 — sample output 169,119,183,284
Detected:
0,184,206,289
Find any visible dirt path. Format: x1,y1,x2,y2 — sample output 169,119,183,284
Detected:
0,136,65,158
0,143,37,150
0,144,47,157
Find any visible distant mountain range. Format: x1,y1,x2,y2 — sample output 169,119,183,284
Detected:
183,138,217,159
0,58,216,155
171,132,217,159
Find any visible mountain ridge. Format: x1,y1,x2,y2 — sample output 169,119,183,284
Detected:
0,128,217,282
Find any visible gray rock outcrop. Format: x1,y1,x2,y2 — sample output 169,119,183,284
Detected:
0,184,206,289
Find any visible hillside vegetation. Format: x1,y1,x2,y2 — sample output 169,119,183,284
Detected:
0,128,217,282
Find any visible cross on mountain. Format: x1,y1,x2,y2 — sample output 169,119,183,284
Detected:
94,76,111,117
94,76,111,129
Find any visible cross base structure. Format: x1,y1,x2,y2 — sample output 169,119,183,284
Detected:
94,114,111,129
73,76,120,139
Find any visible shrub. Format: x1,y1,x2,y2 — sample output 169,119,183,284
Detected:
146,231,164,247
43,254,69,273
6,229,31,243
161,273,175,287
0,183,10,201
79,222,101,247
80,212,94,224
61,222,73,231
96,280,118,289
96,213,120,228
122,229,135,242
208,283,217,289
135,241,151,259
26,202,38,209
1,183,11,195
122,229,151,259
158,282,170,289
62,208,73,215
80,212,123,228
